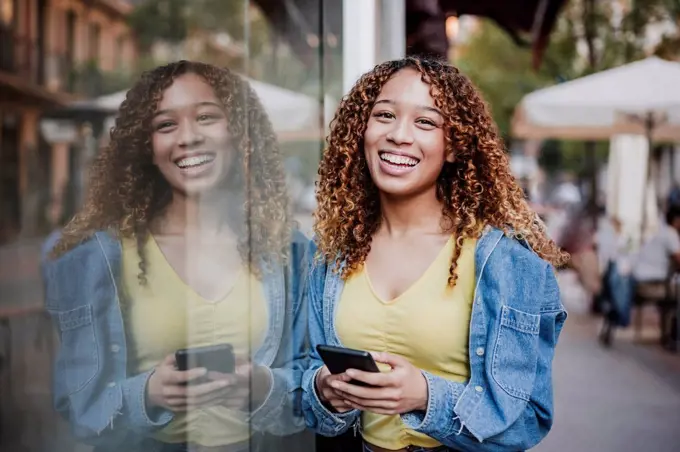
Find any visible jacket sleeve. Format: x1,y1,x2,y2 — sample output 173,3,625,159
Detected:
42,241,174,447
401,264,566,452
47,312,174,447
247,233,309,435
300,245,361,437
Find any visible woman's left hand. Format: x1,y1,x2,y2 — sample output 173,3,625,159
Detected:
330,352,428,415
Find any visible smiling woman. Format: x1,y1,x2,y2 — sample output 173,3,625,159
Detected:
302,57,568,452
364,69,452,199
41,61,308,452
51,62,291,274
150,75,235,195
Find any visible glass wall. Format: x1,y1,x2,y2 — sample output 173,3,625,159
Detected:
0,1,351,451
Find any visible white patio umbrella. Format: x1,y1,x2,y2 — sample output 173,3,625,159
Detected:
512,56,680,241
246,77,328,140
512,56,680,142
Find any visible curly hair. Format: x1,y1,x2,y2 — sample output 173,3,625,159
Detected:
314,57,568,286
52,61,291,280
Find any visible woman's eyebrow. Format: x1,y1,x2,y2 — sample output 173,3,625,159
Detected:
374,99,443,117
153,101,222,118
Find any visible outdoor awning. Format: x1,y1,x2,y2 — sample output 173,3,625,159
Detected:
437,0,568,68
252,0,568,68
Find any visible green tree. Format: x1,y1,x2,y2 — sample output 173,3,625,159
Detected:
455,19,576,140
128,0,190,50
127,0,314,90
458,0,680,140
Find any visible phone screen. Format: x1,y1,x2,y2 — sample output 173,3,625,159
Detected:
175,344,235,374
317,345,380,386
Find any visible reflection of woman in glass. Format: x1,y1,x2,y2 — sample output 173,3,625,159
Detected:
43,61,307,451
302,57,568,451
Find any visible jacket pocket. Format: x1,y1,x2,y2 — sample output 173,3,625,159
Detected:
53,304,99,395
491,305,541,400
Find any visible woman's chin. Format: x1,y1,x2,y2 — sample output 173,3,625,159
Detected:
171,176,227,198
373,181,424,199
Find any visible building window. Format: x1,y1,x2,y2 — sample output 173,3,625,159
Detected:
89,22,100,61
115,35,125,69
66,10,76,60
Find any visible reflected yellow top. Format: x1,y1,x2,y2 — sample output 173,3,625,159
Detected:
335,236,476,450
120,236,268,447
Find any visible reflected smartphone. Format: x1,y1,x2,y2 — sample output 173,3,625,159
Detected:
316,344,380,387
175,343,235,374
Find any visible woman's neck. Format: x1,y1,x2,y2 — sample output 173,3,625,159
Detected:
152,190,238,238
378,188,447,238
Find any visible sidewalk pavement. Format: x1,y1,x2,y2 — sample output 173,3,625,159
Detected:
534,306,680,451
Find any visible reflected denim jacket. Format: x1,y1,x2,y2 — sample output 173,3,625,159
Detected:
41,230,309,449
301,227,567,452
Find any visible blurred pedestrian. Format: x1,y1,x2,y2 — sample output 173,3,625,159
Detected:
596,216,634,345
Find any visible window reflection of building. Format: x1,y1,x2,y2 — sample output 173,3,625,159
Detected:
0,0,137,245
0,0,16,73
0,113,20,243
0,3,137,447
89,22,101,61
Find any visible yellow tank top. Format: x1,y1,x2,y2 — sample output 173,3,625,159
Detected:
336,236,476,450
120,236,269,447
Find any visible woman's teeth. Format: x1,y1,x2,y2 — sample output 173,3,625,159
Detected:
379,153,419,167
176,155,215,168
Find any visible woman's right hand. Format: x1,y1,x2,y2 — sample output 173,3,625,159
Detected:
146,354,231,412
315,366,354,413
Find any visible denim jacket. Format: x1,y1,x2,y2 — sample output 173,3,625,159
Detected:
301,226,567,452
41,230,309,449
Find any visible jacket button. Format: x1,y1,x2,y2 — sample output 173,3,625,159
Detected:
475,347,485,356
475,385,483,393
107,382,116,388
111,344,120,353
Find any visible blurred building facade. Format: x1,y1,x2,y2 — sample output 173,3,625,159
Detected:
0,0,136,244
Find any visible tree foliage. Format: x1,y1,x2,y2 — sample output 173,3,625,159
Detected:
456,0,680,175
455,22,564,140
129,0,249,48
128,0,189,49
127,0,325,94
459,0,680,133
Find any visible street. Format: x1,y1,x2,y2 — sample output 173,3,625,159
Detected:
535,274,680,452
537,314,680,451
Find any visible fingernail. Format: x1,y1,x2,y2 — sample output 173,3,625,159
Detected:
345,370,355,377
331,382,340,389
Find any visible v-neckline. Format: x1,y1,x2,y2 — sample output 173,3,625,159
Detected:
148,234,243,304
363,235,453,304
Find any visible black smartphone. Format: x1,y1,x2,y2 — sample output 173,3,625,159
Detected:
316,345,380,387
175,343,235,374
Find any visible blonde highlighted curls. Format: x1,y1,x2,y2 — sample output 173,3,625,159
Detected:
52,61,291,280
314,57,568,286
